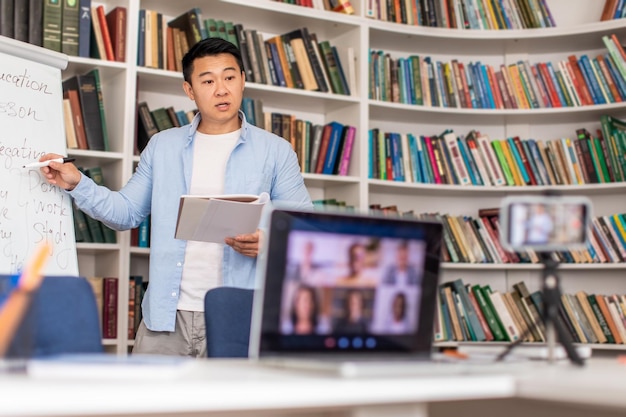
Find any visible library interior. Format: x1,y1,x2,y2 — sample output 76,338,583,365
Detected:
2,0,626,416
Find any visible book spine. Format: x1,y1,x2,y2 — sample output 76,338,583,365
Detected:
338,126,356,176
138,216,150,248
43,0,63,52
106,6,127,62
61,0,80,56
28,0,44,46
102,277,118,338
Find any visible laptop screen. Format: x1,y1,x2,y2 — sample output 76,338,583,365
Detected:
253,209,443,357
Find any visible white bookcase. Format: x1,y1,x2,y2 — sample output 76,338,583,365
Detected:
66,0,626,354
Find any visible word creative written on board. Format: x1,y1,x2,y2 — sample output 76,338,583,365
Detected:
0,59,78,276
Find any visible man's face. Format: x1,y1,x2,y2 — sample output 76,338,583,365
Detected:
182,53,245,134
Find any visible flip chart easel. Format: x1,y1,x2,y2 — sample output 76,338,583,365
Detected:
0,35,78,276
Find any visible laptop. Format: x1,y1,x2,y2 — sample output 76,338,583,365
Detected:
249,207,456,377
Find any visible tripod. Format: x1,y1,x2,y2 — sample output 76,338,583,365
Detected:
497,252,585,366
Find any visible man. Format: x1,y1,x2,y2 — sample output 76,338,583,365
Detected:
39,38,312,357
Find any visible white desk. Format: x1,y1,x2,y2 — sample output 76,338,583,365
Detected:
1,358,625,417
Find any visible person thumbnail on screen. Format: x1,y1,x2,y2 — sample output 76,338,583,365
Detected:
332,288,374,333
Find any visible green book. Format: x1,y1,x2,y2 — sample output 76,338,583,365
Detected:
215,20,227,41
224,21,238,47
204,18,219,38
151,107,174,131
603,115,626,181
478,285,509,342
85,166,117,244
43,0,62,52
452,279,486,341
600,115,624,182
61,0,79,55
554,69,573,107
86,68,110,152
377,130,386,180
72,203,91,242
318,40,344,95
409,55,423,105
490,140,515,186
76,167,105,243
587,294,615,344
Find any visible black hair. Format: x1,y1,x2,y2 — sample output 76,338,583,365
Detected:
182,37,245,84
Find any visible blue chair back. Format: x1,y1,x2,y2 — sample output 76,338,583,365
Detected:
204,287,254,358
7,276,103,357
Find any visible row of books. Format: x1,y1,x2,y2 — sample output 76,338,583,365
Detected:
273,0,356,14
127,275,145,340
240,98,356,175
435,278,626,346
368,122,626,187
135,101,198,155
130,217,151,249
369,34,626,109
601,0,626,21
73,167,117,245
138,7,353,96
86,275,146,340
86,276,118,339
136,97,356,176
62,69,109,152
365,0,555,29
26,0,127,61
416,208,626,265
313,198,355,211
137,8,201,71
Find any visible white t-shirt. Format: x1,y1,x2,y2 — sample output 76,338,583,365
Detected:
177,129,240,312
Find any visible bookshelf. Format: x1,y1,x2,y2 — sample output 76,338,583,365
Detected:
49,0,626,353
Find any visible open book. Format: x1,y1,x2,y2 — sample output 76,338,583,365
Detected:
174,192,270,243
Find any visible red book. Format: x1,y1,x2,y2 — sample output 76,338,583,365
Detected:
530,64,550,108
479,216,510,263
105,6,126,62
499,64,519,109
166,26,176,71
314,124,333,174
423,136,442,184
597,54,623,102
63,89,88,150
468,289,495,341
567,55,594,106
610,34,626,63
457,62,473,109
102,277,118,339
96,5,115,61
601,0,619,21
537,62,562,107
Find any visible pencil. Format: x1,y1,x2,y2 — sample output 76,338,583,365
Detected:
18,242,51,292
0,243,50,356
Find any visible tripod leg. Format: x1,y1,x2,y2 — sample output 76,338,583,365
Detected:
542,274,585,367
551,307,584,366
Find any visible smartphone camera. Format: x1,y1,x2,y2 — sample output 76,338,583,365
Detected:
499,195,592,253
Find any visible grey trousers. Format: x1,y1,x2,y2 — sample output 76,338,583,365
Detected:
133,310,207,358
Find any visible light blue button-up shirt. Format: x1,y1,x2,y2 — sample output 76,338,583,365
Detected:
70,112,312,331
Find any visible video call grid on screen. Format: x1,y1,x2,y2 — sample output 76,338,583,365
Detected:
280,230,427,338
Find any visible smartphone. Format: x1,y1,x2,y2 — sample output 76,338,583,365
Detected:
499,195,592,253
